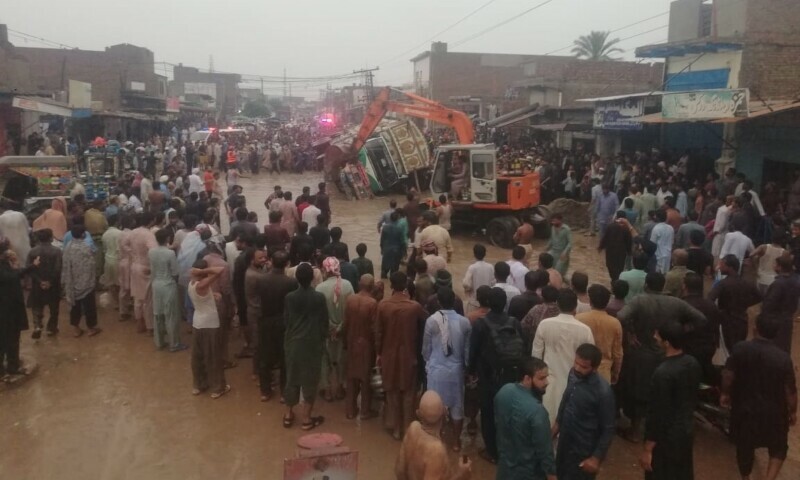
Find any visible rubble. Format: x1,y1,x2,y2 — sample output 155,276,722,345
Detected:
548,198,590,230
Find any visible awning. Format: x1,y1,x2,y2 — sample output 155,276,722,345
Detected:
93,110,171,121
494,110,542,128
576,91,665,103
0,155,74,168
713,101,800,123
636,38,744,58
12,96,73,117
529,123,592,132
485,103,540,128
636,100,800,124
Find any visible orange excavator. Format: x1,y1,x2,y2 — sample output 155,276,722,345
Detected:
326,87,549,247
324,87,473,195
353,87,475,149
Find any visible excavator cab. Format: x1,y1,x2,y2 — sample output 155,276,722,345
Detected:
430,144,497,203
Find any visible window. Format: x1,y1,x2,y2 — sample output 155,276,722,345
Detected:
471,153,494,180
431,151,449,193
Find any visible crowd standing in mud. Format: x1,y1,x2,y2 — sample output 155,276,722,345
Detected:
1,127,798,480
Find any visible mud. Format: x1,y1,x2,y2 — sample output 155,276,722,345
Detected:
1,171,797,480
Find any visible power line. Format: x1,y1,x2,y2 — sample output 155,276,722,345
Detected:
7,28,77,49
376,0,502,67
450,0,558,48
616,24,669,44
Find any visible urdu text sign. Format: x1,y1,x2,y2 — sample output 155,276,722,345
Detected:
662,89,749,120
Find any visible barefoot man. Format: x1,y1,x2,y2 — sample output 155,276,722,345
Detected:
342,274,379,420
513,219,535,268
395,390,472,480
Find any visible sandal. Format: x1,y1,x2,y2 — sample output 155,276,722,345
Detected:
87,328,102,337
73,328,85,338
260,393,272,402
301,416,325,431
283,415,295,428
210,384,231,399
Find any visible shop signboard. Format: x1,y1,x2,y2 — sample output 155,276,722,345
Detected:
662,88,749,120
594,98,644,130
68,80,92,108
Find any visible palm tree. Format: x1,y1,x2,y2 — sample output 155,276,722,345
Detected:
571,31,624,61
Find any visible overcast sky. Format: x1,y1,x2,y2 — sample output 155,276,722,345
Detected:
2,0,673,99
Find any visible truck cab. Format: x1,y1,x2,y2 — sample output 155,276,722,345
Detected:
429,144,549,248
430,144,497,203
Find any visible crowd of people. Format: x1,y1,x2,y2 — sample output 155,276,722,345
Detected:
1,128,799,480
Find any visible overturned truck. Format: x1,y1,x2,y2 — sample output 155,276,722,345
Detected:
324,119,430,197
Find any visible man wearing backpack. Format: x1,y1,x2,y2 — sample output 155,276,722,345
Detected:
468,287,528,464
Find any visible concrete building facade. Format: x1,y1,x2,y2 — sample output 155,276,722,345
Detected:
635,0,800,189
171,65,241,118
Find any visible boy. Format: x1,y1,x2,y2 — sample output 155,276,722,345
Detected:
187,260,230,399
352,243,374,278
462,243,494,314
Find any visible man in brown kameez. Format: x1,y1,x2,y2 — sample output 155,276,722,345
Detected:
377,271,426,440
343,274,379,419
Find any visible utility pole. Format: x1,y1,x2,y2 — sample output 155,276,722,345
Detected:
209,55,214,73
353,67,379,103
260,77,264,97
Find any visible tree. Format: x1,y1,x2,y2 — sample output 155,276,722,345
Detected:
571,31,624,61
241,100,269,118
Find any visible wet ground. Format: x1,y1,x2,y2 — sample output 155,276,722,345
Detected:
1,170,798,479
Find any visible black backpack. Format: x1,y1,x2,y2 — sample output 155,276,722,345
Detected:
485,317,525,383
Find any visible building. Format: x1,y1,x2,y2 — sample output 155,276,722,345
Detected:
411,42,662,120
171,65,241,119
635,0,800,189
0,24,169,154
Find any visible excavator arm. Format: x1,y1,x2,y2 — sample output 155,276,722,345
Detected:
351,87,475,153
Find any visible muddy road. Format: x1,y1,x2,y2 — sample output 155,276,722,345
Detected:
1,171,797,480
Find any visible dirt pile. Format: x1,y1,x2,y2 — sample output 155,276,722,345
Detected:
548,198,590,230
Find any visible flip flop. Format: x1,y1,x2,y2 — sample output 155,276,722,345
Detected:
260,393,272,402
283,415,295,428
210,384,231,399
301,416,325,431
87,328,103,337
73,328,85,338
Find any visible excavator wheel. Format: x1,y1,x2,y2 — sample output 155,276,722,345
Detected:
486,216,519,249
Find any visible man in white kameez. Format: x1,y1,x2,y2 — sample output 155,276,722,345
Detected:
0,202,30,263
532,288,595,424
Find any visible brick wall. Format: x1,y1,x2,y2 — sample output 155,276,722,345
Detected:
17,47,124,110
739,0,800,100
0,46,33,92
428,51,663,114
0,43,159,111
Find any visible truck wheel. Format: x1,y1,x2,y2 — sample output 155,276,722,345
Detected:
487,216,518,249
531,205,552,239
